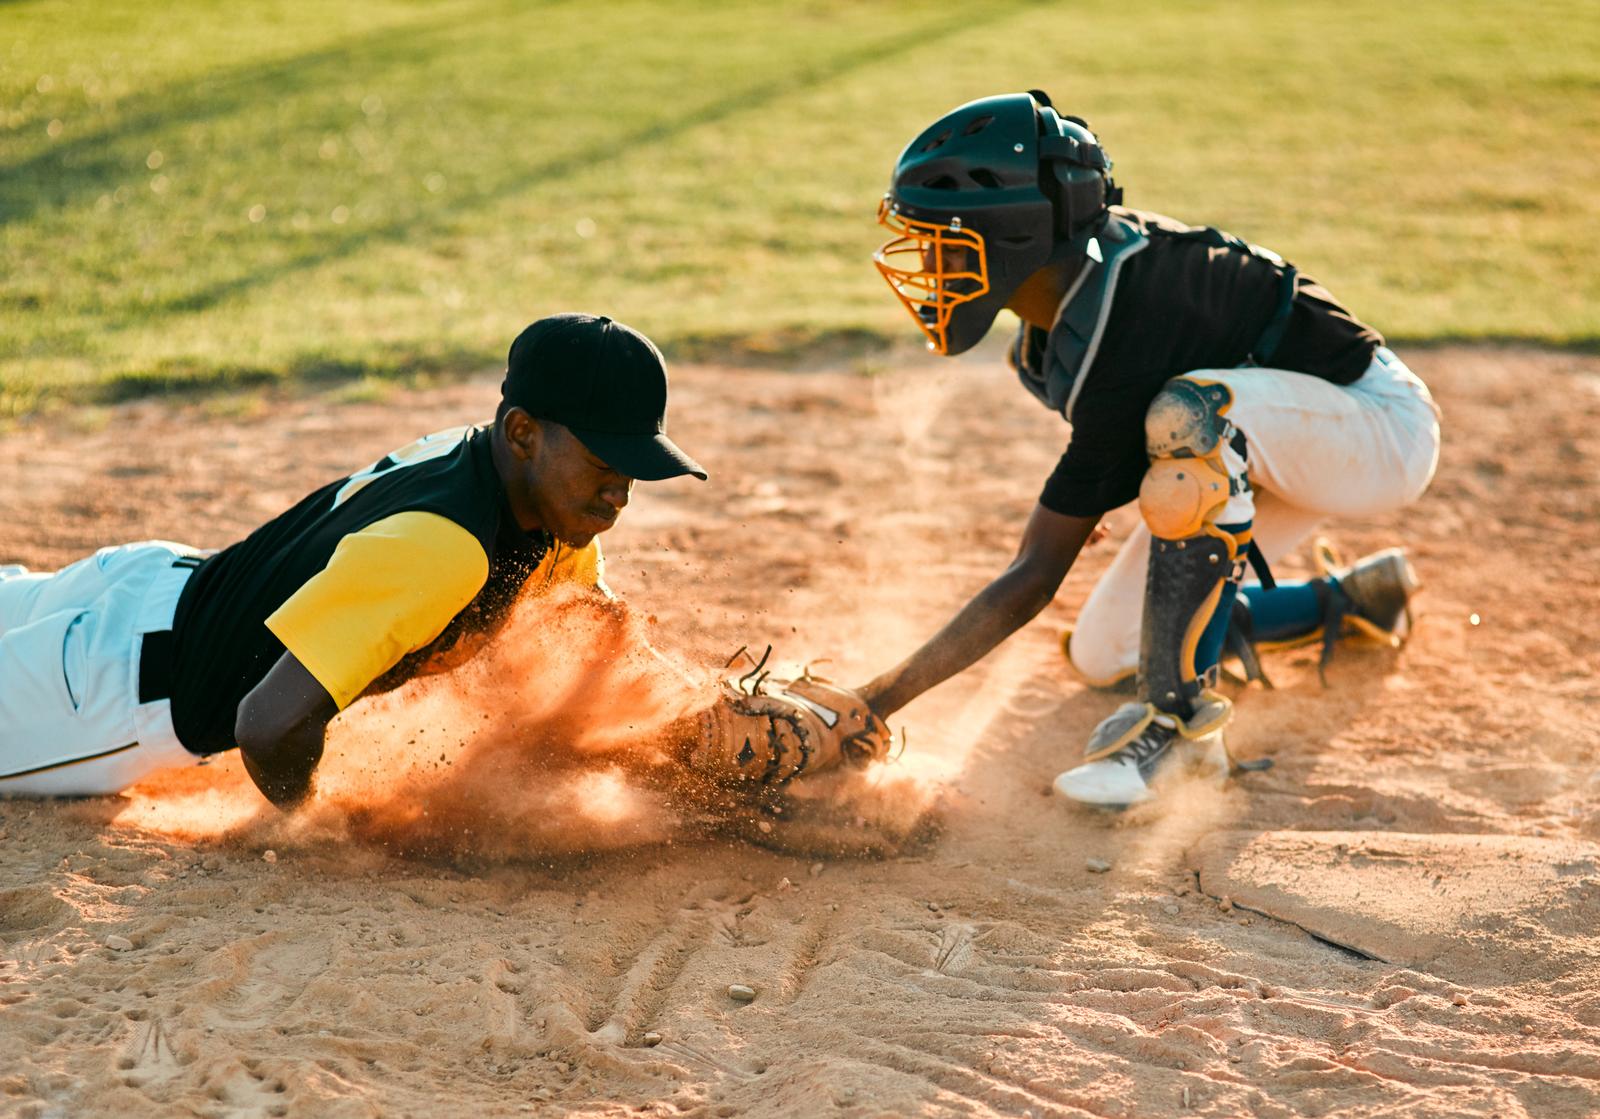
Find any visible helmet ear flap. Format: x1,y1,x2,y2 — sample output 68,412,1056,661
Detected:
1036,111,1118,237
1045,158,1112,238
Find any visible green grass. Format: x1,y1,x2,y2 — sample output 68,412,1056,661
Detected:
3,0,1597,412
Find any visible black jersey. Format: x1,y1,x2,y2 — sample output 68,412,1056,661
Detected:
1017,209,1383,517
167,425,605,755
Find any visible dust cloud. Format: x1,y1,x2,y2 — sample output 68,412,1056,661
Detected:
117,584,943,860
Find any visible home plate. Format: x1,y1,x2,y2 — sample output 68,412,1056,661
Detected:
1187,830,1600,982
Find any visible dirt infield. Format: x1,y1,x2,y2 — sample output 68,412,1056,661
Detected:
2,344,1598,1118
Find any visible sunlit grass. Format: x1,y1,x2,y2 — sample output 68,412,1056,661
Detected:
3,0,1597,410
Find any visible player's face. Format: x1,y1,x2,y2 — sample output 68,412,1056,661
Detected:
921,241,971,277
526,422,633,547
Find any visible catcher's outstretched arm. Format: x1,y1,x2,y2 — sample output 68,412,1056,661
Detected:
860,504,1101,720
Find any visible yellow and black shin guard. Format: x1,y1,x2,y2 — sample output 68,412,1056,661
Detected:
1136,377,1249,718
1138,530,1244,714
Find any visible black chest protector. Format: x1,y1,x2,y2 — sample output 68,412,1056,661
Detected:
1012,210,1299,420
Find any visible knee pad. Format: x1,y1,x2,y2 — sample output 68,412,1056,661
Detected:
1140,457,1232,539
1145,376,1235,459
1138,378,1238,539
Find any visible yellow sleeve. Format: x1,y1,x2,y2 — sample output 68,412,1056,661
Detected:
265,511,489,709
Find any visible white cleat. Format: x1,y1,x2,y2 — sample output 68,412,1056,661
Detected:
1053,712,1178,807
1053,717,1230,808
1053,754,1159,806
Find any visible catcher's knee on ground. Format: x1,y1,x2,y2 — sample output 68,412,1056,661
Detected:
1229,538,1422,685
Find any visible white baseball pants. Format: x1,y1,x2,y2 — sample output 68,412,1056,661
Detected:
0,542,205,796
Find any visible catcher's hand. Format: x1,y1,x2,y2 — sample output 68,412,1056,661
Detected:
690,648,894,791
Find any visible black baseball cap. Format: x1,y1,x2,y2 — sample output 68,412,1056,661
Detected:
502,313,706,481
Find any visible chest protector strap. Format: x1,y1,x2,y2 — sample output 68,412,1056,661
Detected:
1173,226,1300,366
1011,215,1299,420
1013,215,1149,419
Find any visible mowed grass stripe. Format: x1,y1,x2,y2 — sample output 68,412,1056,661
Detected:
3,0,1597,413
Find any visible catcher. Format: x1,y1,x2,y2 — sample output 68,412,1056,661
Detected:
0,312,888,807
859,91,1441,807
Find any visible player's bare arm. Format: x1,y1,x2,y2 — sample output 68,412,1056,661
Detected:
235,650,337,809
861,505,1101,720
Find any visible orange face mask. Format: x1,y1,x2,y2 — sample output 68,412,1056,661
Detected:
873,196,989,355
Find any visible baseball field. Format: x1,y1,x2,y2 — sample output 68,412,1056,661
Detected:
3,1,1600,1117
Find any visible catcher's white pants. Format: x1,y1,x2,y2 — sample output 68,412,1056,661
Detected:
0,542,204,796
1067,347,1441,682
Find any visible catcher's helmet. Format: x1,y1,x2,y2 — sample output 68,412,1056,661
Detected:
874,91,1121,355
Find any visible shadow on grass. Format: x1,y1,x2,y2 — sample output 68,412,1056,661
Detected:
91,341,494,404
6,1,1032,410
93,1,1033,331
0,11,475,230
2,324,900,419
0,342,495,422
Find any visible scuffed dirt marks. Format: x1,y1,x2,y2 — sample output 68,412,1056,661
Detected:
3,346,1600,1117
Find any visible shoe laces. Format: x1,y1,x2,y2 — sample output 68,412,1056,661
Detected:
1116,715,1176,767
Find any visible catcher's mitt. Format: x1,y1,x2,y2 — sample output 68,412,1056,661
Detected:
690,646,895,791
